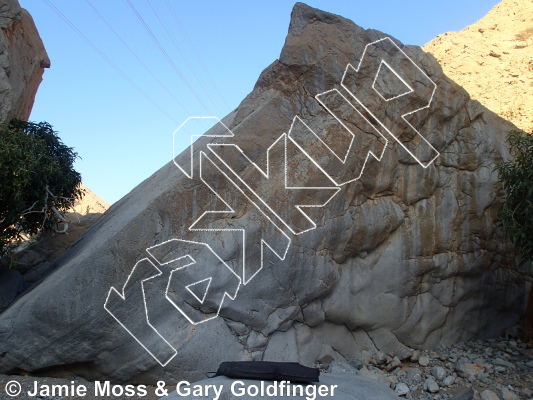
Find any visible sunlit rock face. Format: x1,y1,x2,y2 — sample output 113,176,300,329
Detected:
0,0,50,122
0,2,523,384
423,0,533,133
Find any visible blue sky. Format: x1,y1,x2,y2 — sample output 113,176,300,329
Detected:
21,0,499,204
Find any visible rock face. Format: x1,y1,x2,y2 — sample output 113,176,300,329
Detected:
71,184,110,215
423,0,533,133
0,266,27,312
0,2,524,385
0,0,50,122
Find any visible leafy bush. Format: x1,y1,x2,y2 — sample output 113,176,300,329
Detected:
0,120,83,264
496,130,533,343
496,130,533,268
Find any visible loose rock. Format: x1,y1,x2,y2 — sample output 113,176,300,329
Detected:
419,356,430,367
480,390,500,400
375,351,387,365
442,375,455,386
406,368,423,383
450,388,475,400
493,358,516,370
431,366,446,381
328,361,359,374
395,382,410,396
424,378,440,393
386,356,401,371
456,357,485,378
500,387,519,400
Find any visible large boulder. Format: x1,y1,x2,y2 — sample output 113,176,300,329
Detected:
0,2,524,384
0,0,50,122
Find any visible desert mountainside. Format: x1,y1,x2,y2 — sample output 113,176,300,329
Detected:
423,0,533,133
71,184,110,215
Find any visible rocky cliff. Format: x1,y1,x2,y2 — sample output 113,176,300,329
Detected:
423,0,533,133
0,0,50,314
0,0,50,122
0,2,524,385
71,184,110,215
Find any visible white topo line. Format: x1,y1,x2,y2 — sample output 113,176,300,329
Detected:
107,36,439,365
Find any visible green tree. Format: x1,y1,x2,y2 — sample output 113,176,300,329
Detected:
0,120,83,264
496,130,533,343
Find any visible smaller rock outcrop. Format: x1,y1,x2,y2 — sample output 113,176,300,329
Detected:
70,184,110,216
0,0,50,122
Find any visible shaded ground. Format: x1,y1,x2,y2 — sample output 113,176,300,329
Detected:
320,337,533,400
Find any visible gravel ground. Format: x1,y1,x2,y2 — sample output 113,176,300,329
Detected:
1,337,531,400
321,337,533,400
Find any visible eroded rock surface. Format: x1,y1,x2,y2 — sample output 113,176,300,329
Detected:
0,2,524,384
71,184,110,216
0,0,50,122
423,0,533,133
